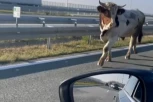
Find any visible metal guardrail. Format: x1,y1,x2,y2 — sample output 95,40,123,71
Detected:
0,25,152,40
0,27,99,40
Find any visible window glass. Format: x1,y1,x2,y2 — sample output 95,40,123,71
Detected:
133,82,142,102
124,76,138,96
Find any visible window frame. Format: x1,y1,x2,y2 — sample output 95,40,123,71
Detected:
132,82,142,102
124,76,138,96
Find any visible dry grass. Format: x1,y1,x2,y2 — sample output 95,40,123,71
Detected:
0,36,153,65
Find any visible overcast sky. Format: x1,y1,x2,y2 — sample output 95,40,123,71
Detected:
47,0,152,14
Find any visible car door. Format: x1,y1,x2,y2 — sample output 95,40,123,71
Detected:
132,82,143,102
117,76,143,102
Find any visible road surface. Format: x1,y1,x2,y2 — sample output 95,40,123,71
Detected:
0,49,153,102
0,13,98,19
0,23,152,28
73,86,117,102
0,14,99,24
0,13,152,24
0,24,98,28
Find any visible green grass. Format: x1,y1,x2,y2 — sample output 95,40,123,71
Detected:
0,10,12,13
0,36,153,65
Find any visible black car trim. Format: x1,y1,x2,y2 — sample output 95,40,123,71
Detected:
123,89,136,102
124,76,139,96
133,82,141,102
59,69,150,102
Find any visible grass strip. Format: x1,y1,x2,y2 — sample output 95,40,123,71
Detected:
0,36,152,65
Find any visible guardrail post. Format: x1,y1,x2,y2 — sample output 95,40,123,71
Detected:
16,18,18,28
77,9,79,15
71,19,77,27
88,35,92,45
42,21,45,27
39,17,46,27
145,22,148,26
47,37,51,49
74,21,77,27
95,19,99,24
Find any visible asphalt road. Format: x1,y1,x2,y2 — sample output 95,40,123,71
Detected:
73,86,117,102
0,23,152,28
0,13,152,24
0,49,153,102
0,13,98,19
0,24,98,28
0,14,99,24
0,13,151,20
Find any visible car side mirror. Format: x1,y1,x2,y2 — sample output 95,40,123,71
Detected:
59,69,147,102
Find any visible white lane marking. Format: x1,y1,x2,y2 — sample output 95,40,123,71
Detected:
88,25,94,27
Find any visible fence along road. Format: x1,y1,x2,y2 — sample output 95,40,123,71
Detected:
0,3,153,16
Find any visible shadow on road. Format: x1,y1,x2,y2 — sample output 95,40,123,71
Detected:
139,55,153,59
130,58,153,61
111,61,153,68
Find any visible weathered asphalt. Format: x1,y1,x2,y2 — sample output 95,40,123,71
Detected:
73,86,118,102
0,44,153,102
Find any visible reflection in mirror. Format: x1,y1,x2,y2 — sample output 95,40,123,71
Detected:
73,73,142,102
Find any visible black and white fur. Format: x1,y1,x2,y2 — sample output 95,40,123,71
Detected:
97,1,145,66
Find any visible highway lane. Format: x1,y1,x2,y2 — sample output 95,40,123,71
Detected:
0,13,152,24
0,13,98,19
0,48,153,102
0,24,99,28
0,14,99,24
0,23,152,28
0,13,151,20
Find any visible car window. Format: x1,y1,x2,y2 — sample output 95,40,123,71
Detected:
133,82,142,102
124,76,138,96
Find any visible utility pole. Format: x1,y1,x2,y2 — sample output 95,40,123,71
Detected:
66,0,69,15
130,0,132,9
66,0,68,7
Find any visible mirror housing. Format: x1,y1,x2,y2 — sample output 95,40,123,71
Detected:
59,69,152,102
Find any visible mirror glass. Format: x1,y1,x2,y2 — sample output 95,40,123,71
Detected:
73,73,143,102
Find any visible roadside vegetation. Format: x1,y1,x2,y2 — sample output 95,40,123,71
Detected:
0,35,153,65
74,81,101,86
